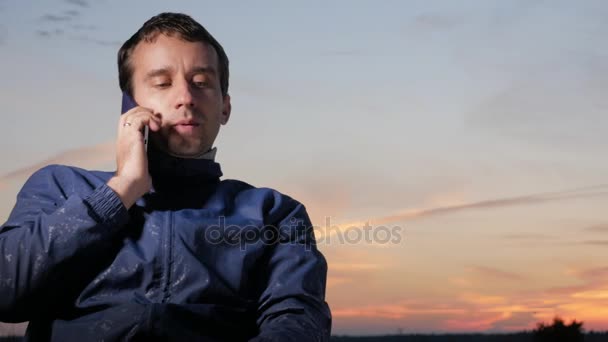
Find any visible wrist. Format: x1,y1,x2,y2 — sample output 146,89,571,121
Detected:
107,176,143,209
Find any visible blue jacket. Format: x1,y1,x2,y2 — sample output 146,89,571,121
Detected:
0,145,331,341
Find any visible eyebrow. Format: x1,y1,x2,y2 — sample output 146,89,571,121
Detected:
190,66,217,77
144,67,172,81
144,66,217,81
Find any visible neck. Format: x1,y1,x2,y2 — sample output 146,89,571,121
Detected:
166,147,217,160
147,143,223,193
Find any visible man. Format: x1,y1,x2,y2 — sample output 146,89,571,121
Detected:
0,12,331,341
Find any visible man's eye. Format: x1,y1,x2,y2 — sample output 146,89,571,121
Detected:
155,83,171,88
193,81,209,88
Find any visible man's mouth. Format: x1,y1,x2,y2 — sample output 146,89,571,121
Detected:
173,120,201,134
175,119,200,125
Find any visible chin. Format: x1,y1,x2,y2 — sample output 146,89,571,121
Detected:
154,135,209,157
168,143,209,158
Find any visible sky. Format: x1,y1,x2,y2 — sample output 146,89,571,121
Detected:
1,0,608,336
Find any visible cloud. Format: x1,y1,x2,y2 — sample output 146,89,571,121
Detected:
271,176,354,233
37,28,64,38
444,312,511,332
64,9,80,17
40,14,72,22
466,61,608,147
332,303,465,320
329,263,608,333
559,267,608,284
89,38,121,47
375,184,608,226
454,4,608,144
71,23,96,31
0,141,114,187
516,266,608,324
70,35,120,47
582,240,608,246
468,266,526,281
392,184,606,222
35,1,115,48
322,184,608,240
65,0,89,7
583,223,608,233
326,276,352,289
549,272,608,325
324,249,398,299
330,263,383,272
501,233,556,241
498,233,562,248
411,12,461,31
298,182,608,249
328,248,608,332
332,296,543,333
37,30,51,37
319,49,367,57
577,266,608,280
449,277,473,288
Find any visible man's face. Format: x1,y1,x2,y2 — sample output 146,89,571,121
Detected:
130,34,231,158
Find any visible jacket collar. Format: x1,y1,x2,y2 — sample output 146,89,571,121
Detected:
147,143,223,192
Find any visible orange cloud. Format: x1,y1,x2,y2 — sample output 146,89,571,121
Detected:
326,262,385,289
326,276,353,289
444,312,509,332
333,303,466,320
330,264,608,333
458,293,507,306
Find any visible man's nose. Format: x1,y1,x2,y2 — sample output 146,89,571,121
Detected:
174,79,195,109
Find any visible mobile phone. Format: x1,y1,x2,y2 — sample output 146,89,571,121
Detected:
121,92,149,152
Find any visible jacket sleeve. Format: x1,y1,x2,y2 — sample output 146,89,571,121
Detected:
0,165,129,322
251,195,332,342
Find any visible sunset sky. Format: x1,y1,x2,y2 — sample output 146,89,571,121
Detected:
1,0,608,336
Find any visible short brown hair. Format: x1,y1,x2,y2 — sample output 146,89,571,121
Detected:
117,12,229,96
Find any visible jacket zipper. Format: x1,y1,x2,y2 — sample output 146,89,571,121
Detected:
161,211,174,303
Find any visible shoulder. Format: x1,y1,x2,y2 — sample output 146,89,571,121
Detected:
22,164,77,189
26,164,111,182
220,178,302,205
21,164,113,195
219,178,307,222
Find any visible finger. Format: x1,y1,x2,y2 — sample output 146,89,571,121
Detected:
122,105,153,117
119,116,150,143
147,115,162,132
120,107,152,128
121,111,161,132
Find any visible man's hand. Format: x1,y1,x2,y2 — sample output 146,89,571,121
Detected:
107,107,161,209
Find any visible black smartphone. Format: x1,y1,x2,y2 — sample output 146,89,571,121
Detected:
121,92,148,152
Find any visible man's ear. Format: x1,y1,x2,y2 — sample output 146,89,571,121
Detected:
220,94,231,125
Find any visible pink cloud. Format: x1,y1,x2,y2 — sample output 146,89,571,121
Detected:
329,264,608,334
